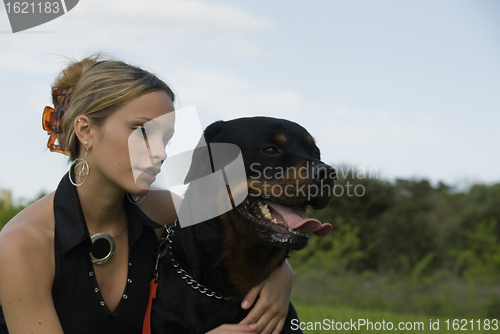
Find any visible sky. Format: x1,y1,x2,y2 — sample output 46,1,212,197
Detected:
0,0,499,200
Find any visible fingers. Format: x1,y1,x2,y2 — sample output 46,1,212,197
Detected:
241,283,263,310
256,314,278,334
206,323,258,333
239,298,266,325
255,303,286,334
240,263,294,332
240,299,287,333
270,318,286,334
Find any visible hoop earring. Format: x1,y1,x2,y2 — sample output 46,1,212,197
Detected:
127,193,146,205
69,146,90,187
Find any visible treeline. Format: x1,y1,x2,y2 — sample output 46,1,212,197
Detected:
290,172,500,282
2,177,500,282
0,203,22,230
0,191,46,231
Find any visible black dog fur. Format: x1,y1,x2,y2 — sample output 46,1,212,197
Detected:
151,117,336,334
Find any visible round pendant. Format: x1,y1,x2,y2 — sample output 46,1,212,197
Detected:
90,233,115,265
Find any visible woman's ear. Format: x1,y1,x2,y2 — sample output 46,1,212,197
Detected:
74,116,94,149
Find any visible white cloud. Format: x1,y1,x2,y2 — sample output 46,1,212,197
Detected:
167,69,302,123
231,40,265,58
420,112,433,121
335,107,347,116
0,0,274,73
378,112,389,119
73,0,273,32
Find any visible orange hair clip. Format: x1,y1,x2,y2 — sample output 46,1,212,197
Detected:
42,88,73,155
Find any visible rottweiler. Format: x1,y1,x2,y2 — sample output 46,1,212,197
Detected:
150,117,336,334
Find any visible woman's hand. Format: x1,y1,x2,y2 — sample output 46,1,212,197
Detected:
239,261,294,334
206,323,258,333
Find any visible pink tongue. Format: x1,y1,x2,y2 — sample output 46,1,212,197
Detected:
264,201,332,237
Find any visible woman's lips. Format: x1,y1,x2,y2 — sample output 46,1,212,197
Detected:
137,166,161,183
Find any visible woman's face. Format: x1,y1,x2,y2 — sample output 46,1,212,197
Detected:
87,90,175,195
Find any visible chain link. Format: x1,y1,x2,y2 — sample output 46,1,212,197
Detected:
157,222,233,301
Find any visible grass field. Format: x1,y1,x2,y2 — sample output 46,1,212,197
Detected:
293,303,498,333
289,273,500,320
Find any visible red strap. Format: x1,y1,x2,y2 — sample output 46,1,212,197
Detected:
142,279,158,334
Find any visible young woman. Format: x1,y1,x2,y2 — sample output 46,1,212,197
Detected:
0,56,294,334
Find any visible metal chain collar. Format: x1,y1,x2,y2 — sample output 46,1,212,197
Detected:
156,222,233,301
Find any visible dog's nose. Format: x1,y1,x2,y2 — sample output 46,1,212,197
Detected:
312,163,336,186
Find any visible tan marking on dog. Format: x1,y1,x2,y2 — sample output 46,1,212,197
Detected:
226,181,249,205
274,134,287,145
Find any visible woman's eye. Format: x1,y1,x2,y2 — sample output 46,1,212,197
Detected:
262,146,279,155
132,126,145,134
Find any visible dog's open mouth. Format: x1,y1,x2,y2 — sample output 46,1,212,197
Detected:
236,196,332,247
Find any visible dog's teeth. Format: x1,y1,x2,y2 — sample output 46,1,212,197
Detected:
265,213,272,219
272,218,278,224
288,228,293,232
261,205,269,214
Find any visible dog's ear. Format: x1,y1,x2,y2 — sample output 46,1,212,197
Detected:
203,120,224,143
183,120,225,184
183,136,212,184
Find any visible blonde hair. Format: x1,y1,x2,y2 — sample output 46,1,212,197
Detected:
52,55,175,160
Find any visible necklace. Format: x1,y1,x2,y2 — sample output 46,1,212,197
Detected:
90,223,128,265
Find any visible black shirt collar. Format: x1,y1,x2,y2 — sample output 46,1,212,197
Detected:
53,173,160,256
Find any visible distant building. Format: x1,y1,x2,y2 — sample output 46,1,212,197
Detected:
0,189,12,207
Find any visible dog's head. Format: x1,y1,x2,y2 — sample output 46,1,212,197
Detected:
183,117,335,251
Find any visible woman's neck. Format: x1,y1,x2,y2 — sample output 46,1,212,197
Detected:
75,173,128,235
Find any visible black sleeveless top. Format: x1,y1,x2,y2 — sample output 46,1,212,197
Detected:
0,174,161,333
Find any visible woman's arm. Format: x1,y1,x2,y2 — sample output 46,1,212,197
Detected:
0,226,64,334
139,190,181,240
142,189,295,333
239,261,295,334
206,323,258,333
143,190,295,333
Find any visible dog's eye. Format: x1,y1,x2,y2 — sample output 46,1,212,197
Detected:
262,146,279,155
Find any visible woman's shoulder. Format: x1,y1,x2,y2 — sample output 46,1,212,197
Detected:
0,192,56,255
0,193,57,309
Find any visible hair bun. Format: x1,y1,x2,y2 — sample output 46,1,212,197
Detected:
53,55,100,91
47,54,174,161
